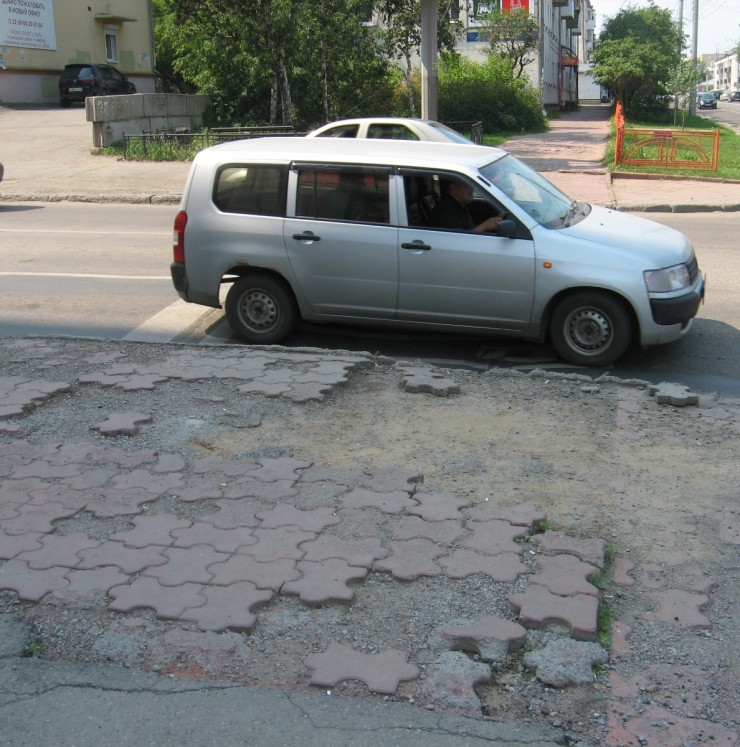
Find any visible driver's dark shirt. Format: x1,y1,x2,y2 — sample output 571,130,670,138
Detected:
429,195,475,231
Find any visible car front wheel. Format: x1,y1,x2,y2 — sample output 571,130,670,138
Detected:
225,274,298,344
549,291,632,366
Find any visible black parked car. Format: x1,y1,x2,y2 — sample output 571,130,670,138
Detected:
731,92,740,103
697,93,717,109
59,64,136,107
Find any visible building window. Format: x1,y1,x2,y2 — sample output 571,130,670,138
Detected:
470,1,498,25
104,25,119,63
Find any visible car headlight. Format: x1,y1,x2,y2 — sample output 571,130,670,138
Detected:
644,263,691,293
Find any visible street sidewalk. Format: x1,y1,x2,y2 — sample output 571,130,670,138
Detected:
1,103,739,211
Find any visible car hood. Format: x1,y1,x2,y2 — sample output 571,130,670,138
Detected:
562,204,693,266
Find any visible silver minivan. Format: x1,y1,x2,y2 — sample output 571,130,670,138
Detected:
171,138,705,366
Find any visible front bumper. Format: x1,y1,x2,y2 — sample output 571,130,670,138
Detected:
650,274,705,326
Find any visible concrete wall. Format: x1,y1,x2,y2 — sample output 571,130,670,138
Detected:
86,93,210,147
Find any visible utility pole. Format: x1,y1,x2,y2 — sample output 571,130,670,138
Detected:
420,0,438,119
689,0,698,115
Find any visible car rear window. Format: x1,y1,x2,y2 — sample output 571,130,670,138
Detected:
213,164,288,216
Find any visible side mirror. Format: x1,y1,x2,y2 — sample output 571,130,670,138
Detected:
497,219,517,238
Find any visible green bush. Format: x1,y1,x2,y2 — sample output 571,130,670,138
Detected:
438,54,546,133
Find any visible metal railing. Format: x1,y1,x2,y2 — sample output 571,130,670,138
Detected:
443,120,484,144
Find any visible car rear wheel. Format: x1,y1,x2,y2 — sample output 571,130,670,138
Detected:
225,274,298,344
550,291,632,367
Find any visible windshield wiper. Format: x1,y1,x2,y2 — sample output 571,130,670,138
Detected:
561,200,581,227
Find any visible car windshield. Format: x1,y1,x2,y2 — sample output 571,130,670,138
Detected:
428,123,474,144
480,154,588,228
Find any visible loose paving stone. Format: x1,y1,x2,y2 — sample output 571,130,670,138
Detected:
524,638,608,687
108,576,206,620
76,540,168,573
645,589,711,629
110,515,192,547
0,377,71,418
374,538,445,581
531,530,606,568
281,558,368,605
438,615,528,663
528,554,600,596
208,555,301,590
170,522,257,553
304,642,419,694
90,412,153,436
340,488,417,514
423,651,491,712
390,516,466,545
647,381,699,406
255,505,340,532
143,545,229,586
238,526,316,562
611,620,632,658
612,556,635,586
509,586,599,641
462,520,529,556
298,534,389,568
179,582,274,632
0,559,70,601
439,549,526,582
16,532,101,570
406,491,472,521
466,502,547,528
396,363,461,397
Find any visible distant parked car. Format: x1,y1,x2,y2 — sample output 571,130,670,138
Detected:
697,93,717,109
731,92,740,103
59,64,136,107
307,118,474,144
0,161,4,183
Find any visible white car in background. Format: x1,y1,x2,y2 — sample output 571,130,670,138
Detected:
307,117,474,144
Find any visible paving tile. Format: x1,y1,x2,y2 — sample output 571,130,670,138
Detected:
17,532,101,570
27,483,94,510
462,520,529,556
647,381,699,406
466,502,547,528
90,412,153,436
406,491,472,521
1,501,79,535
438,615,528,663
179,582,274,632
390,516,466,545
223,478,298,502
249,457,313,483
0,559,70,601
151,454,187,474
237,380,293,397
396,363,461,397
109,469,183,496
281,558,368,605
108,576,206,619
85,488,156,518
192,455,259,477
340,488,417,514
109,514,192,547
508,586,599,641
532,530,606,568
11,460,83,479
304,642,419,694
440,549,526,582
612,556,636,586
198,499,264,529
373,538,444,580
299,534,389,568
237,526,316,562
51,567,131,605
208,555,301,590
645,589,711,629
255,505,340,532
611,620,632,658
528,554,600,596
423,651,491,712
170,522,256,553
143,545,229,586
0,529,44,559
170,476,224,503
76,540,168,573
524,638,608,686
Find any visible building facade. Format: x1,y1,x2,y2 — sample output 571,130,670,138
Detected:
707,50,739,96
0,0,156,104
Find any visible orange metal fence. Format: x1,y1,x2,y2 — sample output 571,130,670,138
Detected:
613,101,720,171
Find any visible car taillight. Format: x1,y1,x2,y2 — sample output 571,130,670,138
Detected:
173,210,187,263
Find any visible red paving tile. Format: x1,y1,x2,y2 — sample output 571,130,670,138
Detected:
406,491,472,521
508,585,599,640
179,582,274,632
389,516,466,544
532,530,606,568
76,540,168,573
238,526,316,562
170,522,257,553
108,576,206,619
90,412,153,436
340,488,417,514
0,559,70,601
208,555,301,590
282,558,368,605
304,642,419,694
439,615,527,662
298,534,388,567
439,549,525,582
1,501,80,535
374,538,444,580
645,589,711,629
110,514,192,547
16,532,101,569
255,505,340,532
528,553,600,596
52,567,130,604
143,545,230,586
466,502,547,528
0,529,44,559
462,520,529,556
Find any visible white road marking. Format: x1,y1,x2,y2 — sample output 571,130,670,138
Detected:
0,272,169,280
123,300,212,343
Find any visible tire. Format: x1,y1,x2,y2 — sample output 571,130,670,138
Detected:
225,274,298,344
60,99,71,108
549,291,632,367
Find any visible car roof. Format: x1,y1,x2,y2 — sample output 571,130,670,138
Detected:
313,117,447,126
198,136,505,170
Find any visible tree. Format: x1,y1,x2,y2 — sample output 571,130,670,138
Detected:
592,4,681,118
663,59,703,127
479,8,540,80
376,0,462,116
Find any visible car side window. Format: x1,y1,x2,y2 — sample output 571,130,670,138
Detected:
315,125,360,138
213,164,288,216
367,124,420,141
295,166,390,224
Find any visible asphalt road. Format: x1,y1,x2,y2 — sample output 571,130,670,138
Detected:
0,201,738,396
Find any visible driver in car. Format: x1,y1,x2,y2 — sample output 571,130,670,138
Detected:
430,178,503,233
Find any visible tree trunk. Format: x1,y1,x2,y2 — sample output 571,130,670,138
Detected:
404,52,416,117
277,47,294,127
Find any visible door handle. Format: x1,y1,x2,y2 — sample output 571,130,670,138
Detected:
401,240,431,251
292,231,321,242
